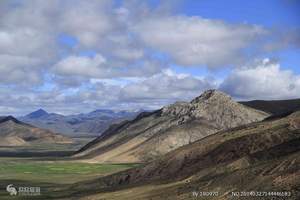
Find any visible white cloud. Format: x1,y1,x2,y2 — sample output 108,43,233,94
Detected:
59,0,116,48
120,69,217,103
133,16,266,67
220,58,300,100
0,69,217,115
0,0,147,85
0,55,42,84
53,54,107,78
52,55,163,79
0,1,60,85
0,1,59,59
0,1,298,116
0,0,269,87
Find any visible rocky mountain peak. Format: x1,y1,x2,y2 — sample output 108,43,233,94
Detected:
191,89,232,104
162,90,233,117
161,89,268,129
189,90,268,129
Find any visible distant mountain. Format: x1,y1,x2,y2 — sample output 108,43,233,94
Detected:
72,110,300,200
0,116,72,146
75,90,268,163
0,116,25,124
19,109,142,137
25,108,49,119
240,98,300,115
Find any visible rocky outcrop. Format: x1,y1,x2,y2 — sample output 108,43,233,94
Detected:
162,90,267,129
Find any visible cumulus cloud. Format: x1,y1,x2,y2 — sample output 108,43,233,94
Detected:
120,69,217,104
52,54,163,79
263,28,300,51
133,16,266,67
0,0,148,85
0,0,298,115
53,54,107,78
220,58,300,100
0,0,60,85
0,55,42,85
0,0,271,86
58,0,146,64
0,69,217,115
59,0,116,48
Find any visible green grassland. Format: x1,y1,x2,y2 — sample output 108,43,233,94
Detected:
0,158,138,184
0,137,139,200
0,157,139,199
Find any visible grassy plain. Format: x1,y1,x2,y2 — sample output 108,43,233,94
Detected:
0,137,139,199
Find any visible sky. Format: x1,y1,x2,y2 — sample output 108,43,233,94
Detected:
0,0,299,116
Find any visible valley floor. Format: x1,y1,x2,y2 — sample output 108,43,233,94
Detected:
0,138,139,200
0,157,139,199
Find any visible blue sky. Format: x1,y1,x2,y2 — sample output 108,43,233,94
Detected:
0,0,299,115
181,0,300,26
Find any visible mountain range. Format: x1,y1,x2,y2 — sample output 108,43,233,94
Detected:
74,90,269,163
1,89,300,199
19,109,142,137
0,116,72,146
64,90,300,200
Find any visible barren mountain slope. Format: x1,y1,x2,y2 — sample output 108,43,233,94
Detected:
71,111,300,200
0,116,73,146
75,90,268,163
240,98,300,115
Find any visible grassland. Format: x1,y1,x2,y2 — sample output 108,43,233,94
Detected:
0,137,140,200
0,157,139,184
0,157,139,199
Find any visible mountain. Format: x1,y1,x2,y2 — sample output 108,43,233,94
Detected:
70,110,300,200
0,116,73,146
20,109,141,137
25,108,49,119
74,90,269,163
240,98,300,115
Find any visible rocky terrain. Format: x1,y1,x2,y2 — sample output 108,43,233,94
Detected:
20,109,141,137
0,116,73,146
75,90,269,163
67,110,300,200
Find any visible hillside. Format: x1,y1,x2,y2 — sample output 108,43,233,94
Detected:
0,116,73,146
240,98,300,115
70,111,300,200
75,90,268,163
